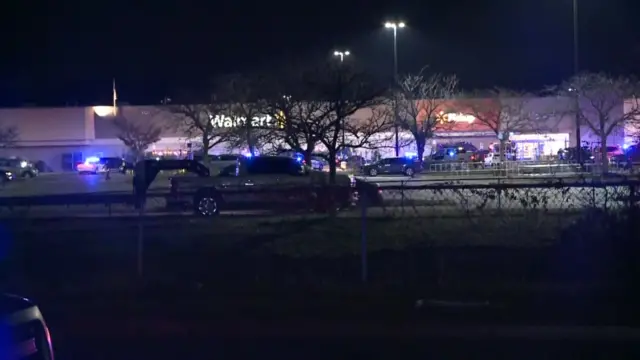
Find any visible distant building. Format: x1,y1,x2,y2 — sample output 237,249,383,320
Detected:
0,96,632,171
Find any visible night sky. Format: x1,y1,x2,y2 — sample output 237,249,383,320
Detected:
2,0,639,107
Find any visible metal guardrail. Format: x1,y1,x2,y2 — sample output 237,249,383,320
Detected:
426,160,584,176
0,179,637,217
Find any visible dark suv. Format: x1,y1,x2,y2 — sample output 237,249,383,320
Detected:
362,157,422,177
170,156,354,215
0,158,38,178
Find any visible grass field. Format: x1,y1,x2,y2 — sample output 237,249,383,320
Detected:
0,212,596,296
3,211,638,359
0,173,637,359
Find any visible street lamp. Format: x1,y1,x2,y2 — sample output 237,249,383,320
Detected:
384,21,405,78
333,50,350,154
384,21,406,156
333,50,350,62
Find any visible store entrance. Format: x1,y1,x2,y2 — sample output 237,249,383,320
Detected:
517,141,544,160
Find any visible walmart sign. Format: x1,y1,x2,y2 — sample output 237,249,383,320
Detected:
210,114,281,128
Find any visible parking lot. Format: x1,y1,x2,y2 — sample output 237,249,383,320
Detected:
0,172,147,197
0,171,634,219
0,171,591,198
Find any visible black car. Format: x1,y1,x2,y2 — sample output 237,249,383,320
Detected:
557,146,593,162
362,157,422,177
0,158,38,178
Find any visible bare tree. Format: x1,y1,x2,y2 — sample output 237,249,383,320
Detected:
166,102,234,163
113,116,162,161
262,63,333,162
218,74,272,156
264,95,330,162
556,73,640,171
309,61,391,182
395,68,458,161
0,124,18,147
461,88,551,162
264,61,392,182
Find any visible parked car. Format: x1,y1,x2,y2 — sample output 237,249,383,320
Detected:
470,149,491,165
483,152,500,167
430,147,475,162
310,156,327,171
0,293,55,360
168,156,354,216
591,145,623,163
362,157,422,177
77,156,125,174
557,146,594,162
279,151,327,171
611,144,640,169
0,157,38,178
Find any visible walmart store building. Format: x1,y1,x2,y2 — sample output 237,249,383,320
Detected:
0,97,631,172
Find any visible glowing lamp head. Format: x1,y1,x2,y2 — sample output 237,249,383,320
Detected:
242,152,252,158
344,51,350,55
93,106,115,117
623,143,630,150
19,161,28,168
384,22,405,29
333,51,340,56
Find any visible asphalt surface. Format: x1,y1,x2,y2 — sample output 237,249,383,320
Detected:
0,172,634,218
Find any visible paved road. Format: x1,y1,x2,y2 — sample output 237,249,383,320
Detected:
0,172,138,197
0,173,634,218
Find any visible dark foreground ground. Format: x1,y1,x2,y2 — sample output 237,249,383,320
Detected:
0,213,639,358
60,334,640,359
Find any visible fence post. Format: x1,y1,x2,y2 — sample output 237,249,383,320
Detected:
137,200,145,279
360,187,368,284
400,180,405,216
497,178,502,210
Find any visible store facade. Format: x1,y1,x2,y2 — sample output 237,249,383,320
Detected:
0,96,633,171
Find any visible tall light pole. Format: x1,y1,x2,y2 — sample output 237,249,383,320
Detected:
384,21,405,156
334,50,350,155
572,0,581,163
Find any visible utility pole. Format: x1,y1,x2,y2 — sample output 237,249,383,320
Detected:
333,50,350,154
385,21,405,156
573,0,581,164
